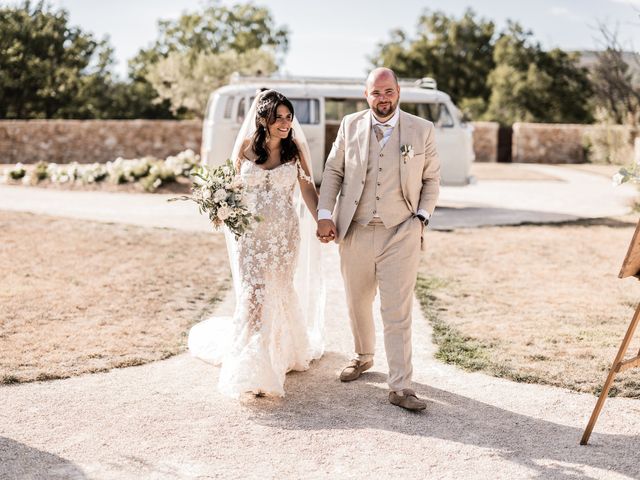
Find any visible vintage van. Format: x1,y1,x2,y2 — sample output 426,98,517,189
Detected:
201,74,474,185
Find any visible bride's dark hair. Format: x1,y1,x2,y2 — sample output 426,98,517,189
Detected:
251,90,299,165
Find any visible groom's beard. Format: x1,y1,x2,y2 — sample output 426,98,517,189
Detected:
373,99,398,119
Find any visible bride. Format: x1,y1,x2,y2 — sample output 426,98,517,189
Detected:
188,90,325,398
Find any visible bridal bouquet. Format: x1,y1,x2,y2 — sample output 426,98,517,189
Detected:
170,160,259,239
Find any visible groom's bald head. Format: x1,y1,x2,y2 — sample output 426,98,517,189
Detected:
366,68,399,89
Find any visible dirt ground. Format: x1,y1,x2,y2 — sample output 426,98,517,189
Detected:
420,216,640,397
0,211,230,384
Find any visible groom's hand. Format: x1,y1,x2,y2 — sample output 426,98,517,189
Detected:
316,219,337,243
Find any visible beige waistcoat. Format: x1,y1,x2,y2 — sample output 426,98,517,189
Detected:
353,123,411,228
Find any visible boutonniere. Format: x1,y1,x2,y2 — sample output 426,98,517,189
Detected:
400,144,414,164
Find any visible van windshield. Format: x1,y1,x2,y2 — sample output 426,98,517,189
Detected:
402,102,454,128
242,97,320,125
325,99,455,128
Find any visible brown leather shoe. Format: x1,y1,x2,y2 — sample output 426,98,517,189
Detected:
389,389,427,411
339,359,373,382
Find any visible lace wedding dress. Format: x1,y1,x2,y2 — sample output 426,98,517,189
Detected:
188,157,325,398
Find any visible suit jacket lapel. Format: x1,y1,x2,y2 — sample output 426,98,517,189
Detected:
357,111,371,167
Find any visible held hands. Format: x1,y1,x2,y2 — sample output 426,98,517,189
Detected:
316,219,337,243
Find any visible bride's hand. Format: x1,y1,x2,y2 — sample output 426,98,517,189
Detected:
316,219,337,243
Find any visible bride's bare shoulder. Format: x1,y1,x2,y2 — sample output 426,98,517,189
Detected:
236,139,254,171
239,138,252,157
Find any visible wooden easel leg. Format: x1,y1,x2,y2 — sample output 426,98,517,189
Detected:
581,303,640,445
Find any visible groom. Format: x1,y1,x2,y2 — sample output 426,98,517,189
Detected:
316,67,440,411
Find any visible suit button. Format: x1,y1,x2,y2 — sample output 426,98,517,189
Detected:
379,153,384,157
373,210,377,214
376,196,380,200
377,182,381,186
379,168,382,172
354,200,358,205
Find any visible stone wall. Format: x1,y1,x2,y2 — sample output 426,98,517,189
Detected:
0,119,632,166
471,121,499,162
0,120,202,164
512,122,634,164
512,123,586,164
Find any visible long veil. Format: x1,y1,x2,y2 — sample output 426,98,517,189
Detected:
189,91,325,364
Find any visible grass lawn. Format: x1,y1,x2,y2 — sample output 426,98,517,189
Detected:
0,211,230,384
417,217,640,397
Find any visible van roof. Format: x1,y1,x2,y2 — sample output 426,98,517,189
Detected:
214,75,452,103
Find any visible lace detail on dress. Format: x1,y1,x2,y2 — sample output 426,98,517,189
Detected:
188,159,321,398
296,158,314,185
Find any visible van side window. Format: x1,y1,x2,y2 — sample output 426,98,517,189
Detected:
237,97,246,123
223,96,234,119
402,102,455,128
290,99,319,124
435,104,454,128
325,99,368,122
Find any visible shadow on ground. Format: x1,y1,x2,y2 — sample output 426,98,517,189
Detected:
243,351,640,480
0,437,87,479
431,206,637,231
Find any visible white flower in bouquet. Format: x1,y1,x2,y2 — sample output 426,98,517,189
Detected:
203,187,214,201
213,188,227,203
217,205,233,220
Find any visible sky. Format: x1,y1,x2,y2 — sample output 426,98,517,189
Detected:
6,0,640,79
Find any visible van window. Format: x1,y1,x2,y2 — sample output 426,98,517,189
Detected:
244,97,320,125
290,99,320,125
402,102,455,128
223,96,234,119
237,97,246,123
325,99,368,122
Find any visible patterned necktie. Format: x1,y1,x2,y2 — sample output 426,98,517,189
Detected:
373,123,391,144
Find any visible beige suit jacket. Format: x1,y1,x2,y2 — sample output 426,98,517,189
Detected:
318,109,441,243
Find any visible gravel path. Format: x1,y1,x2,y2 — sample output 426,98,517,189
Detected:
2,165,640,479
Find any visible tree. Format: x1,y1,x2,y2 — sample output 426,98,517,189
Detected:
371,11,593,124
590,24,640,126
0,1,172,119
0,1,110,118
370,9,496,109
130,0,289,117
485,22,593,125
146,49,276,116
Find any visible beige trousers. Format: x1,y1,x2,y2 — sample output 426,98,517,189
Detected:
338,216,422,391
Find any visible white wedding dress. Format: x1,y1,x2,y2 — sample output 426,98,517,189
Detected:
188,154,325,398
